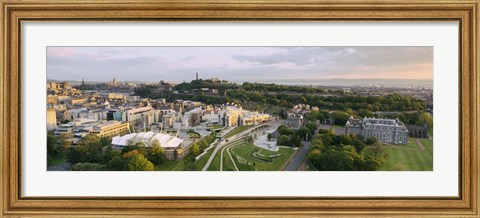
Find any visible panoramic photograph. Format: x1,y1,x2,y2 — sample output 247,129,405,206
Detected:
46,46,433,171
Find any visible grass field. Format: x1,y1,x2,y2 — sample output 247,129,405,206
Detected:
231,143,294,171
207,139,244,171
154,159,191,171
224,125,253,138
192,144,217,170
222,150,237,171
374,138,433,171
207,150,222,171
155,160,182,171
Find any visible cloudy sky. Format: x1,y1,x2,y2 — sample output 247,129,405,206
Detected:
47,46,433,83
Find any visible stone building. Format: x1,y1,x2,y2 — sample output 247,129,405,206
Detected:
406,125,429,138
345,116,409,144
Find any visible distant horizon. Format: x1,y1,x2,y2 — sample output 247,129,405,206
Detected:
47,46,433,86
47,77,433,88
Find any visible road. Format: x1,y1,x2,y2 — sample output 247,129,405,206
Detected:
284,141,310,171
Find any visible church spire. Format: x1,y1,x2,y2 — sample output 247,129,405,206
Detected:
81,78,85,94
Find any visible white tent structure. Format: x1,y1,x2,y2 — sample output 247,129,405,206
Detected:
111,131,184,148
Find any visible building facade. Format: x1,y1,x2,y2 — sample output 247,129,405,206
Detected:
90,121,130,138
345,117,409,144
219,105,270,127
285,113,304,129
47,108,57,131
123,106,155,127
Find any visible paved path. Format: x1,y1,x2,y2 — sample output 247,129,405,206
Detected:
416,139,426,151
297,159,308,171
226,144,239,171
284,141,310,171
202,141,224,171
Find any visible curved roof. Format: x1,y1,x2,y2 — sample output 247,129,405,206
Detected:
112,132,183,148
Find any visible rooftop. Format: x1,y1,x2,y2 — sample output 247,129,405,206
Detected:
111,131,184,148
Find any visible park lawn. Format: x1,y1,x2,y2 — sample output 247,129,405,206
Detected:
192,144,217,171
222,150,237,171
154,160,180,171
171,159,188,171
155,159,188,171
207,150,222,171
404,138,422,149
419,138,434,157
231,143,294,171
377,138,433,171
224,125,253,138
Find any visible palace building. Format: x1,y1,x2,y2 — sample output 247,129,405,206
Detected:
345,116,409,144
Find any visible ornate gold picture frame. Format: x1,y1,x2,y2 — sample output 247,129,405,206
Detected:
1,0,478,217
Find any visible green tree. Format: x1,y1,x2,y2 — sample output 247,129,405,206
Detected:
416,112,433,128
277,125,294,135
364,144,386,160
357,109,373,118
106,156,126,171
296,127,311,141
191,143,201,157
47,134,59,156
318,129,329,134
328,128,336,136
103,146,120,163
344,108,354,115
307,149,321,160
362,157,381,171
342,134,353,145
310,134,324,150
306,111,320,122
312,149,355,171
82,134,101,147
125,152,154,171
305,123,317,135
67,135,105,164
330,111,350,125
267,133,273,141
147,139,164,165
290,135,302,147
277,135,290,146
365,137,378,145
99,137,112,147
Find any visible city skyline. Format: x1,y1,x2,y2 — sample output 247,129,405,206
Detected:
47,46,433,85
